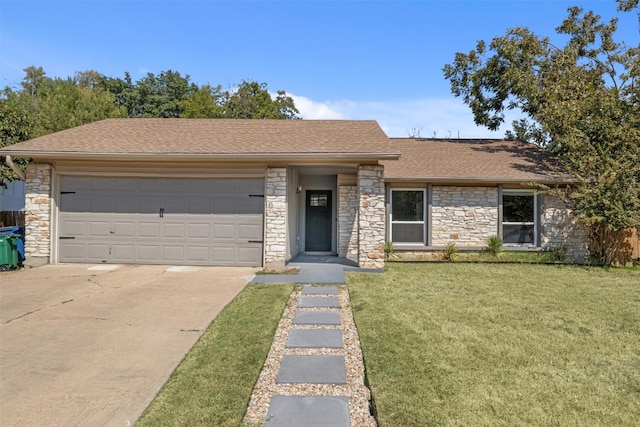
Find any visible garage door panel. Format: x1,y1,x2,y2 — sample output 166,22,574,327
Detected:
212,246,235,262
163,223,185,238
212,223,235,239
90,178,114,191
115,198,138,213
111,244,134,261
238,178,264,193
162,245,184,261
88,222,111,237
114,222,135,237
137,245,160,261
214,199,239,214
188,223,211,238
238,224,262,240
87,244,110,260
62,220,86,236
189,200,213,214
138,222,161,238
187,246,209,263
59,243,87,260
60,195,89,213
59,176,264,266
91,197,114,212
238,246,263,263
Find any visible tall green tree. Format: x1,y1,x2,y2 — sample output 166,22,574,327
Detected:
1,67,125,183
219,80,300,119
133,70,198,118
181,84,223,118
443,0,639,265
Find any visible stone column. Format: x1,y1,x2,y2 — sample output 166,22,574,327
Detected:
338,185,358,259
358,165,385,269
24,163,52,265
264,168,287,269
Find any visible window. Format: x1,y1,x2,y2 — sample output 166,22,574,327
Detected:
390,189,425,244
309,193,328,207
502,191,537,246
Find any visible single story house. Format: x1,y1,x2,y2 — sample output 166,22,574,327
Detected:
0,118,587,269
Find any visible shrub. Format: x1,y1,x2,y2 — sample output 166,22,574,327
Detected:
384,241,395,261
548,244,568,262
443,242,459,262
485,235,504,257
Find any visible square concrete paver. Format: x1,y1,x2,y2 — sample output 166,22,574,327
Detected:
277,355,347,384
286,329,343,348
265,396,350,427
292,310,341,325
301,286,339,295
297,296,339,308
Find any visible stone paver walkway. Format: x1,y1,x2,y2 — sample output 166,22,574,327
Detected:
243,285,376,426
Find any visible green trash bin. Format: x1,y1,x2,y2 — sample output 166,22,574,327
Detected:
0,234,19,271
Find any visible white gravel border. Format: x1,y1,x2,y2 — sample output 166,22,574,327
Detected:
243,286,376,426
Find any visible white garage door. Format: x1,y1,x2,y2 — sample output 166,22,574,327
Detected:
58,176,264,266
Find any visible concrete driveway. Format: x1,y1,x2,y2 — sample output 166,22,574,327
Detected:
0,264,257,427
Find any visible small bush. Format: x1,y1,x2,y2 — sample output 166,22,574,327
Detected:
485,235,504,257
443,242,459,262
548,244,568,262
384,241,395,260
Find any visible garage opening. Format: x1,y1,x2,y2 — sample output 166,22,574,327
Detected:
57,176,264,266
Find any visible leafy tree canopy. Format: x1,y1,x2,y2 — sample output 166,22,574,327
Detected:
443,0,639,264
1,68,300,183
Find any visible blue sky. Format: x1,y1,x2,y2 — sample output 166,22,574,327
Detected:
1,0,637,137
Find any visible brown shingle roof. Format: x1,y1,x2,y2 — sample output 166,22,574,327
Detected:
1,120,565,182
383,138,565,183
0,118,396,158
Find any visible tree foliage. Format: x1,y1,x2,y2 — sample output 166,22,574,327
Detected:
443,0,639,265
1,68,300,183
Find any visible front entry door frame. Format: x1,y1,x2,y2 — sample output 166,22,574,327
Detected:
304,189,333,252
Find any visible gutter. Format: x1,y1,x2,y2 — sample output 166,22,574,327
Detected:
386,176,575,185
0,151,401,162
4,155,26,180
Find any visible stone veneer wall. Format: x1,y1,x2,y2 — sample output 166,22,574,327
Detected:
25,163,52,262
431,186,499,246
338,185,358,258
540,194,589,262
358,165,385,268
264,168,287,269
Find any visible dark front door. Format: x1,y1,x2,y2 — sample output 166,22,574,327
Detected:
305,190,332,252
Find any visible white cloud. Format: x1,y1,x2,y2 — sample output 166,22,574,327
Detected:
289,94,346,120
291,94,521,139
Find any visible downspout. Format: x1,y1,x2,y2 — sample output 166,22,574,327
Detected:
5,155,26,181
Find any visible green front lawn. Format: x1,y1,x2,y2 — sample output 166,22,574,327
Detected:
348,264,640,426
136,284,293,427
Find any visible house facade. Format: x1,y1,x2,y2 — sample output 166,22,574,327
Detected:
382,139,588,260
0,119,588,269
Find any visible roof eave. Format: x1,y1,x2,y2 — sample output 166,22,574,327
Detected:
385,176,574,185
2,151,401,162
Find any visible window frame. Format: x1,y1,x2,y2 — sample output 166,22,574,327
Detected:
501,189,538,247
389,188,427,245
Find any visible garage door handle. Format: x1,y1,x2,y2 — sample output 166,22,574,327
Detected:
159,208,164,218
60,236,75,240
249,194,265,198
248,240,263,244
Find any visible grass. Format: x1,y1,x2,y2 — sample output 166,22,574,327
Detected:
136,283,293,427
395,250,574,263
347,263,640,426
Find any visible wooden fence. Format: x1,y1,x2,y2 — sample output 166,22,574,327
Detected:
0,211,25,228
628,227,640,260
